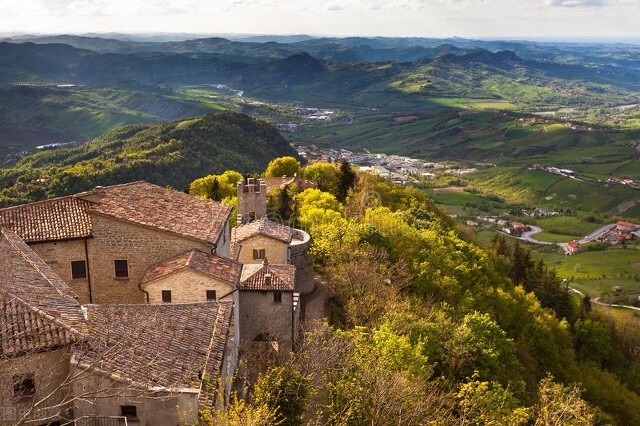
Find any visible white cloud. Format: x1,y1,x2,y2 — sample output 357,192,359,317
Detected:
546,0,606,7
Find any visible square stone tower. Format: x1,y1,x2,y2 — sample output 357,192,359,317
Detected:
237,178,267,224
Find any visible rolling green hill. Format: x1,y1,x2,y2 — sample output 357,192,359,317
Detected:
1,40,639,155
2,42,638,111
0,84,228,160
0,112,298,207
293,109,640,163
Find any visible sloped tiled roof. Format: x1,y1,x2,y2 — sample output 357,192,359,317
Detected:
263,177,316,192
0,228,86,357
75,302,233,390
0,181,232,245
0,196,93,243
233,217,293,244
82,182,232,245
240,260,295,291
141,249,242,286
230,241,242,261
616,221,637,228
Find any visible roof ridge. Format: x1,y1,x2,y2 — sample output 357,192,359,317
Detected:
0,290,86,340
241,264,264,283
186,249,198,268
199,302,231,405
0,194,86,212
1,229,84,336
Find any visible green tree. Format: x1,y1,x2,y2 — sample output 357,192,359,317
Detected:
456,374,529,425
265,156,302,178
304,163,338,194
573,319,612,365
190,170,243,200
336,159,356,203
209,177,221,201
252,365,308,426
533,374,595,426
295,188,343,230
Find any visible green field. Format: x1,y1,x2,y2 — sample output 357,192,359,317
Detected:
468,167,640,219
531,216,602,243
554,247,640,280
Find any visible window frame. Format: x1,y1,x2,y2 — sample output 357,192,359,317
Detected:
253,248,266,260
13,374,36,399
71,260,87,279
161,290,172,303
114,259,129,279
120,405,138,421
273,291,282,304
206,290,217,301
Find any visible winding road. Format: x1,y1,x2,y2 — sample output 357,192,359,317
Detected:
520,225,555,245
481,216,619,247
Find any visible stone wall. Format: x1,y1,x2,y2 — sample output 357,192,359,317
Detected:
71,373,199,426
238,290,293,353
290,229,314,295
30,239,91,303
236,235,288,265
144,269,235,304
236,178,267,224
86,215,212,304
0,349,72,425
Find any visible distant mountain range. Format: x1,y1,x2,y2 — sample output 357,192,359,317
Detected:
1,34,639,166
2,39,638,104
7,34,640,69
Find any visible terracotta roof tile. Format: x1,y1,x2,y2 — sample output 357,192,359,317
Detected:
141,250,242,286
616,221,637,228
0,181,232,245
0,196,92,242
263,177,316,192
0,228,86,356
240,261,295,291
230,241,242,261
233,217,293,244
75,302,233,391
82,182,232,245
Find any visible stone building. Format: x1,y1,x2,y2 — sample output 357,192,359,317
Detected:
72,302,237,425
239,260,299,353
236,178,267,224
0,181,233,305
0,228,86,425
0,228,237,425
234,180,314,295
0,178,315,423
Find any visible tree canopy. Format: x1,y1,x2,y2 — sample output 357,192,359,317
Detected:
265,156,302,178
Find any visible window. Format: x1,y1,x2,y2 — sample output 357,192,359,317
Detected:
120,405,138,420
273,292,282,303
206,290,216,301
13,374,35,398
161,290,172,303
253,249,266,260
114,260,128,278
71,260,87,279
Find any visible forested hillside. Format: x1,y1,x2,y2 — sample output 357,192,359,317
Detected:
0,112,298,207
197,168,640,425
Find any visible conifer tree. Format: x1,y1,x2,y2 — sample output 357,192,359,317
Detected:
336,159,356,203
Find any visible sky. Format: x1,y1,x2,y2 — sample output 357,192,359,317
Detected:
1,0,639,40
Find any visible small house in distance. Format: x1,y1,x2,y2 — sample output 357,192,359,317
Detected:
509,221,531,237
564,241,581,255
616,221,638,233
